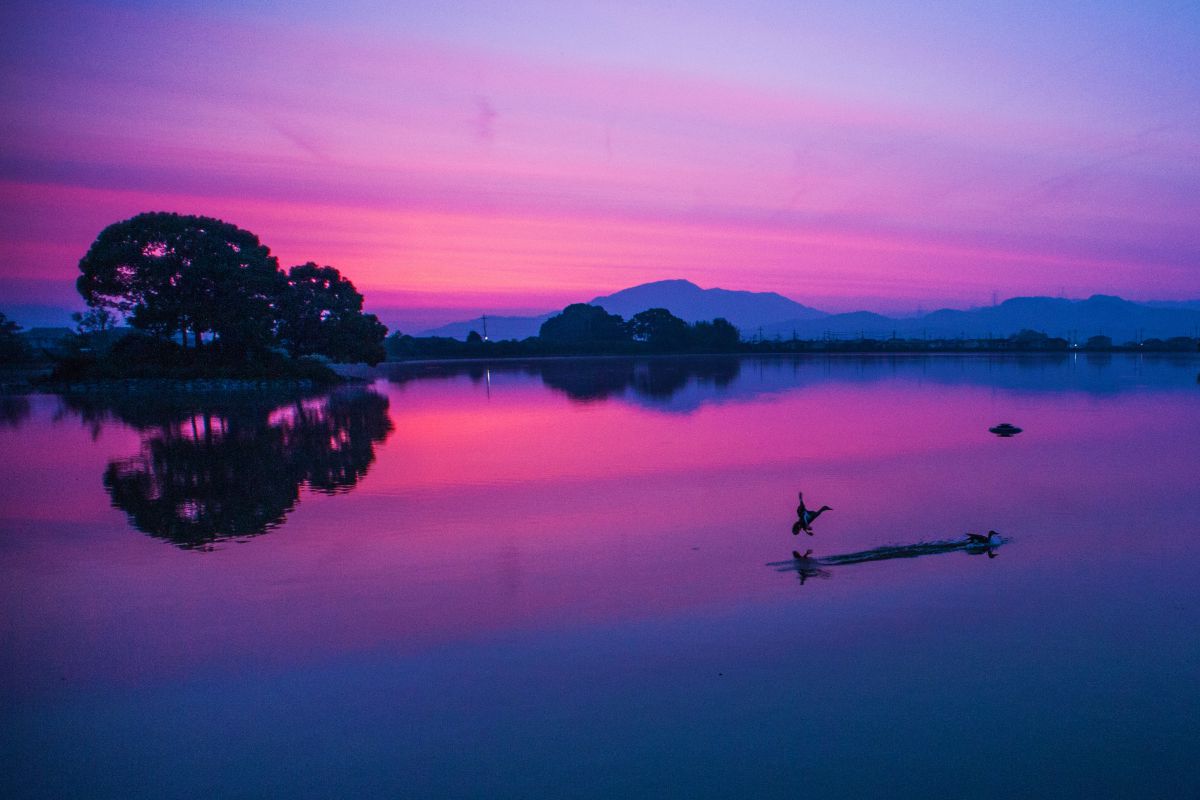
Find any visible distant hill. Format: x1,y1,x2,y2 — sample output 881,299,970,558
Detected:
416,282,1200,343
588,279,826,329
1143,299,1200,310
759,295,1200,344
417,279,826,339
415,313,556,342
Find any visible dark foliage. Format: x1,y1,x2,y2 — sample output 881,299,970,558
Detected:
77,212,283,356
277,262,387,365
0,312,30,363
384,304,743,360
539,303,630,344
44,332,340,384
627,307,690,349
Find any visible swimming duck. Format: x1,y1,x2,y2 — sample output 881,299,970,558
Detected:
965,530,999,545
989,423,1022,437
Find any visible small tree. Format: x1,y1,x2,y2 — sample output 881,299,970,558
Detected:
71,307,117,334
277,263,388,364
0,312,30,363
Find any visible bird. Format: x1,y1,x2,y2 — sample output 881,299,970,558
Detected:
965,530,999,545
792,491,832,535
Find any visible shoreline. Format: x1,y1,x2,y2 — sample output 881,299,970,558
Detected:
352,349,1200,371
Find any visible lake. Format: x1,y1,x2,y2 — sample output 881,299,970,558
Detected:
2,354,1199,799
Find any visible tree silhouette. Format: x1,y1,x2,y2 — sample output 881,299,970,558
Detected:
539,303,629,344
77,212,283,356
0,312,29,363
277,262,387,365
689,317,740,351
627,307,689,349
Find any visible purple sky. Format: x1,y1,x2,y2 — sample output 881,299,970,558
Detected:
2,1,1198,329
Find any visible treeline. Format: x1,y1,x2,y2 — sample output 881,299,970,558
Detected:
383,306,1200,361
18,212,388,382
385,303,740,359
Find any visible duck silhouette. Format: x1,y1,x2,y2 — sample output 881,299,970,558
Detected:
965,530,999,545
792,491,832,535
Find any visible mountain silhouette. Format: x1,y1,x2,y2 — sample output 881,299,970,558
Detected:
413,282,1200,344
587,279,825,328
760,294,1200,343
416,279,824,339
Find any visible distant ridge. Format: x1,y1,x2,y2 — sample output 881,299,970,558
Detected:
415,279,825,339
413,313,556,342
414,282,1200,344
588,279,826,329
759,294,1200,344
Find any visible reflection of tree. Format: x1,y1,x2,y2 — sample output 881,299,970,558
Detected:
82,389,392,549
537,357,741,403
379,357,743,406
0,394,31,428
536,361,637,401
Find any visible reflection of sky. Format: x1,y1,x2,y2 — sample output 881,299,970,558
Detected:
3,357,1200,796
2,1,1199,327
2,356,1198,689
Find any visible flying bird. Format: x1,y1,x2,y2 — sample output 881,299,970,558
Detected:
792,491,832,535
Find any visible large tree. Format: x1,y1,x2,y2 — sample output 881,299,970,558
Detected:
77,212,282,354
276,263,388,365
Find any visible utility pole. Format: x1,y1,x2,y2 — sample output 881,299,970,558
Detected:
481,314,489,341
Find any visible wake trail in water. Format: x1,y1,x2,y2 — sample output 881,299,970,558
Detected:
767,536,1008,570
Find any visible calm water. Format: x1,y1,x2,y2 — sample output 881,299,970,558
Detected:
2,355,1199,799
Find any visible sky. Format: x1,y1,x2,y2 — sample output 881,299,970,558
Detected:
2,0,1198,330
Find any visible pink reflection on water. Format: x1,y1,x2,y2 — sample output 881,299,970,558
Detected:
2,358,1198,698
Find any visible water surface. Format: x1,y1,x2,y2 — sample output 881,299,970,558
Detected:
2,355,1198,798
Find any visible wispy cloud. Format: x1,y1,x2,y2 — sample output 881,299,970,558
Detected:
2,1,1198,311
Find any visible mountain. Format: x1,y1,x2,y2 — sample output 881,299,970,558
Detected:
416,279,826,339
1143,299,1200,310
414,313,556,342
415,283,1200,343
587,279,826,329
759,295,1200,344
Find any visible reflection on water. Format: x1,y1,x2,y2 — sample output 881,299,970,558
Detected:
373,352,1200,415
380,356,742,407
63,389,392,549
0,394,30,428
771,535,1006,585
536,357,741,401
3,354,1200,800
